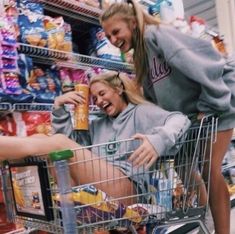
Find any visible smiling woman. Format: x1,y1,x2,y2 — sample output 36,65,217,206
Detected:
89,72,142,117
100,1,235,232
51,70,191,184
0,71,191,232
101,16,136,53
90,75,128,117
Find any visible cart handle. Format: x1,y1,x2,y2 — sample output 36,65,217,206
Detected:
188,113,219,125
49,149,74,162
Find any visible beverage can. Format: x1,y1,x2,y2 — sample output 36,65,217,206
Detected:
74,84,89,130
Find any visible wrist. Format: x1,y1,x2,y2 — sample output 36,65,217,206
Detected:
53,98,63,109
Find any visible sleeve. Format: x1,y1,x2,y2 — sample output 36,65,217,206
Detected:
154,25,232,113
51,106,74,138
135,104,191,156
169,46,231,113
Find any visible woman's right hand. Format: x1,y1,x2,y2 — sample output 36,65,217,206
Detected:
54,91,86,109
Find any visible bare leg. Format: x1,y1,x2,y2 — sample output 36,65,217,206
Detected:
205,129,232,234
68,147,136,205
2,134,136,205
0,134,68,160
0,134,136,205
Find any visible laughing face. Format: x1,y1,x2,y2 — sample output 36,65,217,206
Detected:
90,81,127,117
101,15,136,53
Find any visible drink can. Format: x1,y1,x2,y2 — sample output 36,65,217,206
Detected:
74,84,89,130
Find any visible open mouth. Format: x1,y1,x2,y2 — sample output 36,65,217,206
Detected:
117,41,125,50
102,103,112,112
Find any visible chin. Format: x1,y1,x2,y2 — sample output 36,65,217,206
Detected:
121,47,130,53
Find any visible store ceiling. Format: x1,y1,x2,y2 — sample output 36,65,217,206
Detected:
183,0,218,30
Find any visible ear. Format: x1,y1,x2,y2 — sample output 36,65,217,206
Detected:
116,87,123,95
129,18,137,30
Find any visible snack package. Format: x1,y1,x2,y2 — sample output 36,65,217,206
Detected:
17,2,47,47
59,68,74,93
76,0,100,8
1,72,22,95
189,15,206,38
18,54,33,89
44,16,72,52
26,66,61,103
13,111,52,136
53,185,143,225
0,114,17,136
74,83,89,130
89,26,123,62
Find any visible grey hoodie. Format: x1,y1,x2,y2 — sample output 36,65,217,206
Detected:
143,24,235,131
52,103,190,156
52,103,191,195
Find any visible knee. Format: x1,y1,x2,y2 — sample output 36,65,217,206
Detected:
52,134,71,148
51,134,79,149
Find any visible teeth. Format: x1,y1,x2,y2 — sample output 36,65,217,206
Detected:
103,103,109,108
117,41,124,48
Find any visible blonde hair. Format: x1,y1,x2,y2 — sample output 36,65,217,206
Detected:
90,71,147,105
100,0,160,85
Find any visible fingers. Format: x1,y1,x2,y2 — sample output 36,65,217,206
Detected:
128,135,159,170
54,91,86,108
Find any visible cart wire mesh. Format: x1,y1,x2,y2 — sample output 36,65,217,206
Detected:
1,114,218,234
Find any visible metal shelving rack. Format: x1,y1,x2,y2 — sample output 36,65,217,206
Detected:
18,43,134,72
37,0,101,25
0,0,134,112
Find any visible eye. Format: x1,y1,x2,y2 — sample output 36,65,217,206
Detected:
112,29,119,36
99,91,105,96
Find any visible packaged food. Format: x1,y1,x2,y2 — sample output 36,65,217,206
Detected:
74,83,89,130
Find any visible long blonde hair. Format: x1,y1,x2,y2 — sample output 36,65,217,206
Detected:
90,71,147,105
100,0,160,85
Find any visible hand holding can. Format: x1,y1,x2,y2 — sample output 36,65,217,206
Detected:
74,84,89,130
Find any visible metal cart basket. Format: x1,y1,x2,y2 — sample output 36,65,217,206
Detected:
1,114,217,234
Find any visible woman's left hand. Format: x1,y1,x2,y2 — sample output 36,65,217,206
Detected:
128,133,159,169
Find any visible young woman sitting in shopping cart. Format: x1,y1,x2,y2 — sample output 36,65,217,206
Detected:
0,71,190,207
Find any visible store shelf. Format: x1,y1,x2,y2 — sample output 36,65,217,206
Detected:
0,102,101,114
36,0,154,24
18,43,134,73
13,103,54,112
36,0,101,25
18,43,69,61
0,103,12,111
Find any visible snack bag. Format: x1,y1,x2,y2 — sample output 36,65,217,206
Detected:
44,16,72,52
53,185,142,225
17,2,47,47
26,66,61,103
59,68,74,92
13,111,52,136
89,26,122,62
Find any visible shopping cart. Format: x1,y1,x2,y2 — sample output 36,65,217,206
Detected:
0,114,218,234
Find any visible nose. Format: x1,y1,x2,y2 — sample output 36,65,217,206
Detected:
109,35,117,45
95,96,103,107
